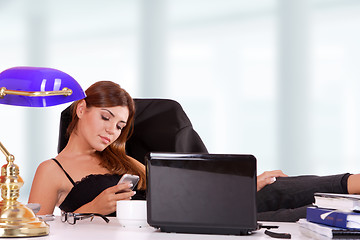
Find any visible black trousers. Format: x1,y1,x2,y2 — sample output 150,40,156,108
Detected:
257,174,349,222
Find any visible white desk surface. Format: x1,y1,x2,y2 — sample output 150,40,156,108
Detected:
2,217,315,240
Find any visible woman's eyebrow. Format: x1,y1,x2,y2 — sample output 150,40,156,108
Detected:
101,108,115,117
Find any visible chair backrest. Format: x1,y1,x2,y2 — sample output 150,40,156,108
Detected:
57,99,208,164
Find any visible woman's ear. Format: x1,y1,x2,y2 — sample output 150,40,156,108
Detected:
76,100,87,119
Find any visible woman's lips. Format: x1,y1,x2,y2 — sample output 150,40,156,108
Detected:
100,136,110,144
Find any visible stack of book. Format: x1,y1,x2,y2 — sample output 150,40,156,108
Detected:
298,193,360,239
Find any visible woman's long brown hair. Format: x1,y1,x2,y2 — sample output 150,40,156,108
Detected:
66,81,146,189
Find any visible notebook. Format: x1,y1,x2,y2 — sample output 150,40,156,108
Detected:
145,152,258,235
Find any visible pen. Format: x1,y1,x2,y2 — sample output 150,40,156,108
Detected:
265,230,291,239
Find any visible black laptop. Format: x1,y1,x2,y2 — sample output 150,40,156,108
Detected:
145,152,258,235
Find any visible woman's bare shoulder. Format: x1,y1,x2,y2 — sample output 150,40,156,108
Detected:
35,159,63,177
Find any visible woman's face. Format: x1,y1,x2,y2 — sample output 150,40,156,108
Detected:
77,103,129,151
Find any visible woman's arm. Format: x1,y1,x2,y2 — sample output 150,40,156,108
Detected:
28,160,63,215
74,183,135,215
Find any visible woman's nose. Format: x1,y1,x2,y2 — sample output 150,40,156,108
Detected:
105,123,117,134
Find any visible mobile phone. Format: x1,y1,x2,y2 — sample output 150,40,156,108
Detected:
118,174,139,190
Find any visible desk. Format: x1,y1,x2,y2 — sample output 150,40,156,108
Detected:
8,217,312,240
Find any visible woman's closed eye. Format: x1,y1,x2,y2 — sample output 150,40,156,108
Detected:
102,115,124,131
101,115,110,121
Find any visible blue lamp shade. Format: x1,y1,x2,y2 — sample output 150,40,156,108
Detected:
0,66,86,107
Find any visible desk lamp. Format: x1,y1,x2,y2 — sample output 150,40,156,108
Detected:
0,66,85,237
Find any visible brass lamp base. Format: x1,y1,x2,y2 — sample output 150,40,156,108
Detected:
0,200,49,237
0,141,49,237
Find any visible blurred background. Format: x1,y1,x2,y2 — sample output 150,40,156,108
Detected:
1,0,360,203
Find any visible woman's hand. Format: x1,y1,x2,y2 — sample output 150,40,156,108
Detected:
257,170,288,192
75,183,135,215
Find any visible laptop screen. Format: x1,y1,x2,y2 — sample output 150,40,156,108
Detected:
146,153,257,235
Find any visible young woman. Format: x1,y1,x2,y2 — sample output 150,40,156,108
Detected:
28,81,146,216
29,80,360,221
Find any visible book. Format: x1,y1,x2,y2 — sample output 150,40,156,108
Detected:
314,193,360,211
298,218,360,239
307,206,360,229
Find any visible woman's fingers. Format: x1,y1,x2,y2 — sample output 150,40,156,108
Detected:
116,190,136,201
110,183,136,200
257,170,288,191
257,178,275,191
260,170,288,179
109,183,133,193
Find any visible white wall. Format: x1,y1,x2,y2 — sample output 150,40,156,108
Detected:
1,0,360,203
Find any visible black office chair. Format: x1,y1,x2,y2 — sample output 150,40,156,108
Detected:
57,99,208,163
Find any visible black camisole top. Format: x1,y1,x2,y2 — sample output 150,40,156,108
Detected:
53,158,146,217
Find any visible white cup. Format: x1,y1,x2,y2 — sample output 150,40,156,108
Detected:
116,200,148,228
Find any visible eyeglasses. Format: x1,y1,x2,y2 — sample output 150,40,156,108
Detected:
61,211,110,225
